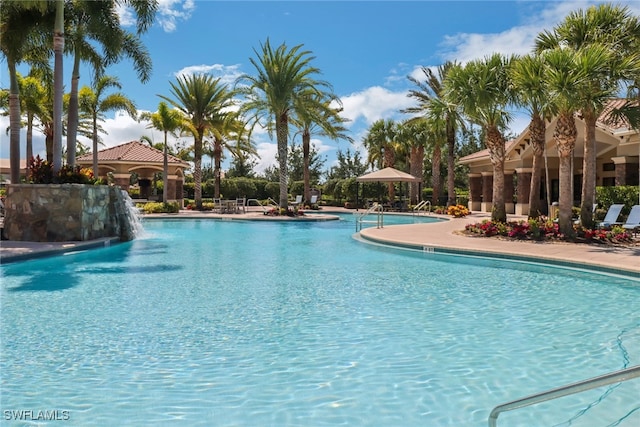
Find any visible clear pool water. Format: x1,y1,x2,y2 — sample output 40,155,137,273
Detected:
1,216,639,426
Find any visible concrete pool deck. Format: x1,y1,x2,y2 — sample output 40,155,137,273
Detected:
1,208,638,276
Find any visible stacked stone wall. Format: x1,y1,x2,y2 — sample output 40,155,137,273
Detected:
3,184,136,242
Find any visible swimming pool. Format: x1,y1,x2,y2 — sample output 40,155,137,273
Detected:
1,216,639,426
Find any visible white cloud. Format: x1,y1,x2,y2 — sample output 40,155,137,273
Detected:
254,141,278,174
174,64,243,86
118,0,195,33
340,86,413,126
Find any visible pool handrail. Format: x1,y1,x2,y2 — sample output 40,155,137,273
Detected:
355,202,383,231
488,364,640,427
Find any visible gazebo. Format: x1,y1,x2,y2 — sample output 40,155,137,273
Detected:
356,167,421,210
76,140,190,204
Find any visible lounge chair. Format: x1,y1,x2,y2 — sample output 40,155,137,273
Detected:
310,195,318,205
290,195,302,206
597,204,624,229
622,205,640,235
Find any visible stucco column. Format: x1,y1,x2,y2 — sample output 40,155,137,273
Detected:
166,175,178,203
468,173,482,212
515,168,532,216
504,170,515,214
481,172,493,213
612,156,639,186
112,173,130,191
175,177,184,207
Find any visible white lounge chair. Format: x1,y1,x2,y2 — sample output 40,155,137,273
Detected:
310,195,318,205
597,204,624,229
622,205,640,235
290,195,302,206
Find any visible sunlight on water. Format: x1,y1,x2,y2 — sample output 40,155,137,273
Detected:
1,217,639,426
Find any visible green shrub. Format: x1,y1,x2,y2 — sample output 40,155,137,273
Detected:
139,202,180,214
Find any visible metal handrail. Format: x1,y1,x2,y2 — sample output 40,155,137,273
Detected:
355,202,383,231
488,365,640,427
412,200,431,215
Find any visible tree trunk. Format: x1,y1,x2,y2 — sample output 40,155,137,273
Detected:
52,0,64,172
8,59,21,184
66,53,81,167
528,113,545,218
409,145,423,204
92,118,99,176
303,129,311,203
214,139,222,198
486,125,506,222
554,113,577,237
163,131,169,203
194,131,203,209
383,147,395,200
431,142,441,205
580,110,597,228
277,113,289,209
446,120,456,206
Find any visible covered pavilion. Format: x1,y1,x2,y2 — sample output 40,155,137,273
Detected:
76,140,190,205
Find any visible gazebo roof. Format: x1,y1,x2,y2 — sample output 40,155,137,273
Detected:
77,140,189,167
356,167,420,183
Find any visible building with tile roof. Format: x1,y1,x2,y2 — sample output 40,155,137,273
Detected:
77,140,190,204
459,99,639,215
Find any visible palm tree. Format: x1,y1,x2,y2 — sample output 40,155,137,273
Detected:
509,53,550,218
65,0,153,167
78,75,137,175
141,102,184,203
0,0,53,183
363,119,400,200
396,119,430,204
237,39,331,208
445,54,513,222
160,74,234,209
208,109,250,198
535,3,640,227
52,0,64,172
292,91,352,203
405,62,464,207
541,46,611,236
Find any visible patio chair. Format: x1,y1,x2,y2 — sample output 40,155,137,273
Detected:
597,204,624,229
213,198,223,214
290,195,302,206
622,205,640,235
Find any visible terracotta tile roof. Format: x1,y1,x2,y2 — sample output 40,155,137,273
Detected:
595,98,637,132
459,138,519,163
76,140,189,166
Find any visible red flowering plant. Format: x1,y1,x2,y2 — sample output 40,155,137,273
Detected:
28,155,97,184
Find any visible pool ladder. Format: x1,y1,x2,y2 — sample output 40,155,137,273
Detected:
412,200,431,215
355,202,384,231
488,364,640,426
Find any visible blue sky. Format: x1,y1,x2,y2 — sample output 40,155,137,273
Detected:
2,0,639,174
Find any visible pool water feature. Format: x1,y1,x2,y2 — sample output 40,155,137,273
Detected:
1,217,639,426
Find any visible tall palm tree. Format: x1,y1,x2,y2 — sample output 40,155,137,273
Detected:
141,102,184,203
509,53,550,218
535,3,640,227
396,119,430,204
52,0,64,172
208,109,250,198
292,91,352,203
0,0,53,183
363,119,400,200
78,75,137,175
405,62,464,206
65,0,153,167
542,46,608,236
445,54,513,222
160,74,234,209
237,39,331,208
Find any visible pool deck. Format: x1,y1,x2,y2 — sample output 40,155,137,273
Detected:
1,208,638,276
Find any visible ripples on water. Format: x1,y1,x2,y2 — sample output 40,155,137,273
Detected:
1,217,639,426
